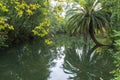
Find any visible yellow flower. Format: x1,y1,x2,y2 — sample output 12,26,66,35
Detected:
9,26,14,30
38,34,45,37
32,30,38,35
18,10,23,17
19,4,25,9
36,4,40,8
44,1,49,6
45,39,53,45
0,25,5,30
15,1,20,5
0,3,3,6
26,5,30,9
30,4,38,10
26,9,33,15
0,17,13,31
1,6,8,12
42,30,48,35
46,19,50,26
15,6,19,11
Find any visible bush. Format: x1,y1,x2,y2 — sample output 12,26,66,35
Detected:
0,0,51,45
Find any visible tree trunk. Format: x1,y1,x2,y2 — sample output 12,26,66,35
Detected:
22,0,24,3
89,27,104,46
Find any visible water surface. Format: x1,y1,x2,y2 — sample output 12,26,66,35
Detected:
0,40,116,80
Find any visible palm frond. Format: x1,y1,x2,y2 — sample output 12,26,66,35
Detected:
66,0,111,45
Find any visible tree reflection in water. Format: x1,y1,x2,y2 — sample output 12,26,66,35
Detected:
63,44,116,80
0,41,51,80
0,39,117,80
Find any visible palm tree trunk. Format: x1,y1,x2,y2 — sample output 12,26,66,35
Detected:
89,27,104,46
22,0,24,3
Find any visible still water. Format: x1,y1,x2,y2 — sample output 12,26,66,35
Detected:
0,40,116,80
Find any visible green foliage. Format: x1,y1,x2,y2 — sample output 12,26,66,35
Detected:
52,34,84,48
31,0,52,45
5,0,41,42
50,13,65,34
112,30,120,50
66,0,110,34
0,3,8,12
32,18,50,37
66,0,111,45
110,30,120,80
0,0,41,44
0,17,14,47
101,0,120,30
111,51,120,80
0,0,51,46
101,1,120,78
49,0,66,34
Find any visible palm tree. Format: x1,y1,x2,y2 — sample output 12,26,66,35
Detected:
66,0,111,46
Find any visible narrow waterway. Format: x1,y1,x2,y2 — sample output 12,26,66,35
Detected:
0,40,116,80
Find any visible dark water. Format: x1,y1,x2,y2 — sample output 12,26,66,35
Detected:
0,40,116,80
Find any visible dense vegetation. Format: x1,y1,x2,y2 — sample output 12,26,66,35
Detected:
0,0,120,80
0,0,52,46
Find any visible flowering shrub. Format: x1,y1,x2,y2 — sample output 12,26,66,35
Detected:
0,17,14,47
0,0,52,46
32,18,50,37
10,1,40,17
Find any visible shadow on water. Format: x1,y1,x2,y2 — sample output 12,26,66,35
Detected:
0,41,52,80
63,43,116,80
